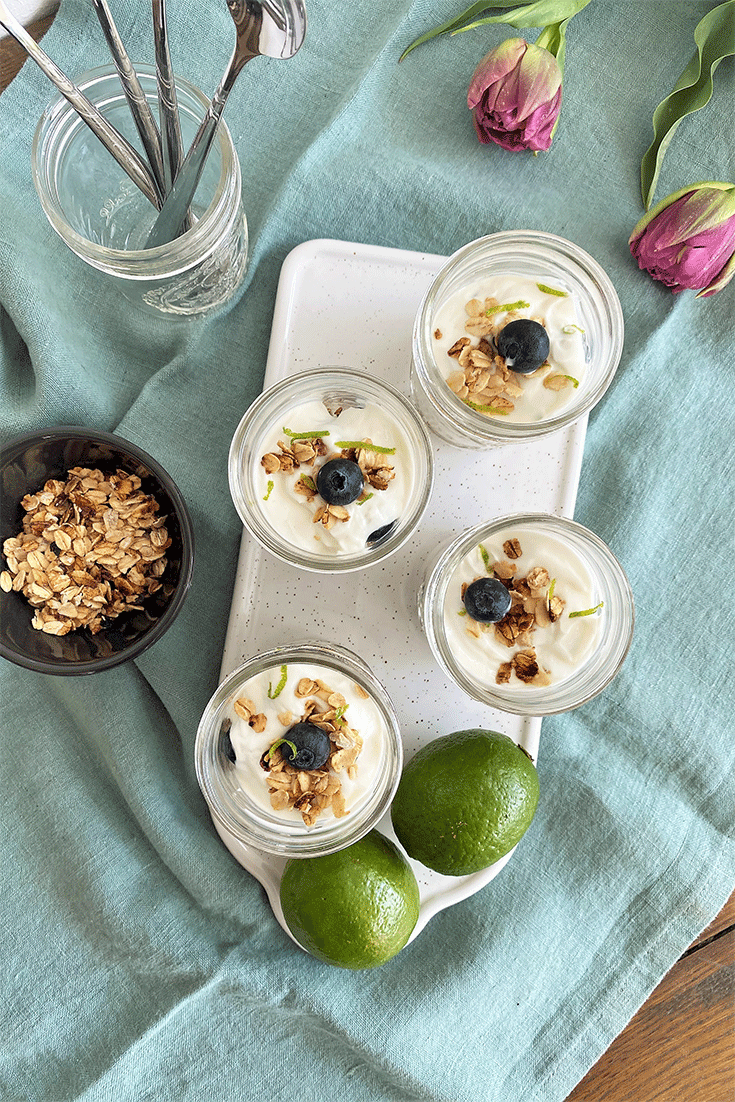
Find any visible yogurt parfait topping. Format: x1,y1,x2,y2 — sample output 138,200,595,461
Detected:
431,275,586,423
444,527,603,689
258,398,416,555
225,662,388,827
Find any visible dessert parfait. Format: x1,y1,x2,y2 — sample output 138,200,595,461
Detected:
228,368,434,572
195,643,403,857
420,514,634,715
411,231,624,448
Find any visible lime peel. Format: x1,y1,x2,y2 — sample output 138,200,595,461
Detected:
265,736,297,761
569,601,604,618
485,298,529,315
537,282,568,296
283,426,329,439
335,439,396,454
267,663,288,698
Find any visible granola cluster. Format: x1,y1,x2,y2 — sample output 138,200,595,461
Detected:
235,676,366,826
1,467,170,636
261,435,395,532
461,537,565,687
437,296,574,416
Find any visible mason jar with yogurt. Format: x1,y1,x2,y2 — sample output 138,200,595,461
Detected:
195,642,403,857
228,367,434,572
419,514,634,715
411,232,624,448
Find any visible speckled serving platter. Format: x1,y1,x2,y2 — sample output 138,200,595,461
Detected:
218,238,587,944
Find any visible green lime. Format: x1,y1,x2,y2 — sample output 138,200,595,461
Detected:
390,729,539,876
279,830,420,969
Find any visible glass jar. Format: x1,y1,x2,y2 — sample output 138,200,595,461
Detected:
411,232,624,448
31,65,248,318
228,366,434,573
419,513,634,715
195,642,403,857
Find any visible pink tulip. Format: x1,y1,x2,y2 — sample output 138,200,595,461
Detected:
467,37,563,153
629,183,735,297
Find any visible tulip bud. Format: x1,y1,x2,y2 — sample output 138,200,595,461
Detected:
629,182,735,297
467,37,563,153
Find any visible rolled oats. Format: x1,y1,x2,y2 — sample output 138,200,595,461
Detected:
458,537,565,687
259,677,365,826
2,466,170,636
439,295,571,417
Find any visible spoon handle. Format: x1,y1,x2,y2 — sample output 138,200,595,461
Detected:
151,0,184,192
144,58,243,248
91,0,165,200
0,2,161,209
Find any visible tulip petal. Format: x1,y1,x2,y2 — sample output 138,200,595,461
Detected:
696,250,735,296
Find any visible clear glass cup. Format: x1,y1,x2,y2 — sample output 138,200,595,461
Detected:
419,514,634,715
411,231,624,448
228,366,434,573
195,642,403,857
31,65,248,318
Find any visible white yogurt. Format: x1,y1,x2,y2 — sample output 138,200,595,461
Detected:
255,399,416,555
228,661,388,824
431,275,586,423
443,525,602,690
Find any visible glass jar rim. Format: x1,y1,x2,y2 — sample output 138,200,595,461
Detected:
30,64,241,278
412,230,624,442
194,641,404,856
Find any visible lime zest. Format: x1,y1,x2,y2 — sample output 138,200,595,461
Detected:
562,323,586,335
569,601,604,618
335,439,396,454
478,543,490,570
282,426,329,439
548,578,556,601
333,704,348,724
267,663,288,698
358,492,374,505
265,736,297,762
300,474,317,492
458,608,468,616
537,282,568,297
561,375,580,388
464,398,510,415
263,479,274,501
485,299,530,316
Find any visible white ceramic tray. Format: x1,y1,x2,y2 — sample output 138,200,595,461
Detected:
218,238,587,945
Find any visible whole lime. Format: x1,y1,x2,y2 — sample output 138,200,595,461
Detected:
279,830,420,969
390,729,539,876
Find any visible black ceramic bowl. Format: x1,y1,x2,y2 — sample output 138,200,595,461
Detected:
1,427,195,675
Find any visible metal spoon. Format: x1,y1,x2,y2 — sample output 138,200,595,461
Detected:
91,0,166,200
151,0,185,194
0,1,161,208
145,0,306,248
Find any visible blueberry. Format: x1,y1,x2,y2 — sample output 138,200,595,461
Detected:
280,722,331,770
367,519,397,546
316,457,364,506
463,577,512,623
219,718,236,764
495,319,550,375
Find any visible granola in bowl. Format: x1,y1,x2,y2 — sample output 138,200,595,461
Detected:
1,466,170,636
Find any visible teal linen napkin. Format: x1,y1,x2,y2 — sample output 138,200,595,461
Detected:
1,1,734,1099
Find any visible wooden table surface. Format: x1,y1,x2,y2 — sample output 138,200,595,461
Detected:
2,18,734,1102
